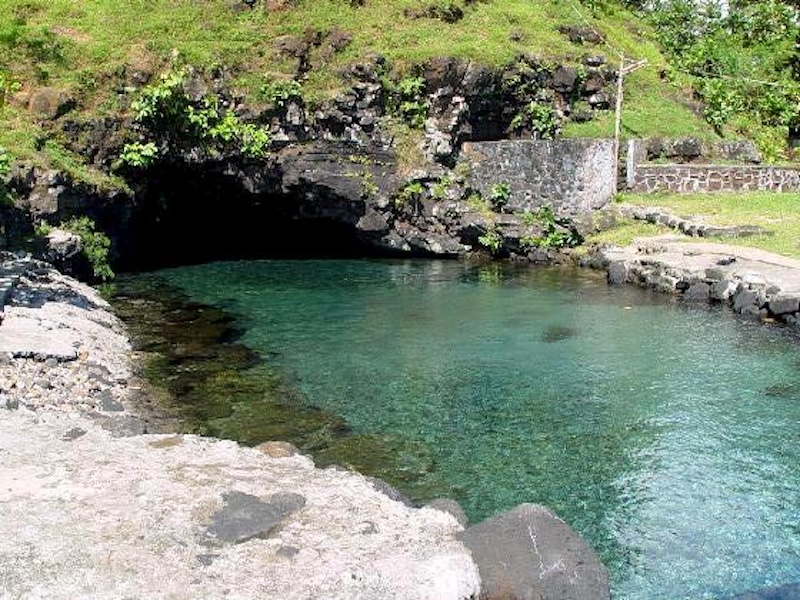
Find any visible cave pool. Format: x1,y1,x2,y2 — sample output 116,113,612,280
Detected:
124,258,800,599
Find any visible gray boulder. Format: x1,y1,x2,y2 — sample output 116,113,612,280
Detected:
459,503,609,600
607,261,627,285
28,87,75,119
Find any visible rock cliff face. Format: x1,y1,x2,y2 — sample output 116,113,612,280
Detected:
1,54,618,270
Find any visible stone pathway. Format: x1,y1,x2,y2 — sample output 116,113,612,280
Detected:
617,203,768,238
595,235,800,323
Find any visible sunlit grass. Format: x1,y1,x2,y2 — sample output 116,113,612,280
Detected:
0,0,715,173
585,219,671,247
607,192,800,258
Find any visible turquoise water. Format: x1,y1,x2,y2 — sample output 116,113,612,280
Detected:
152,259,800,599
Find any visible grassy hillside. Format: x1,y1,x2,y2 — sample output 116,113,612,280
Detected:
0,0,717,170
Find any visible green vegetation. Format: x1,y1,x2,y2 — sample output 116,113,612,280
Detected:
509,101,559,139
0,0,721,170
395,180,425,206
0,68,19,108
520,205,584,249
0,144,11,205
37,216,115,280
124,68,272,162
592,192,800,258
478,227,503,254
388,75,430,129
632,0,799,159
119,141,158,169
584,219,670,247
0,145,10,178
259,78,303,108
488,182,511,211
430,174,453,201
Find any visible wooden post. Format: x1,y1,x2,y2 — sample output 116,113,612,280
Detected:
613,55,625,187
613,58,647,191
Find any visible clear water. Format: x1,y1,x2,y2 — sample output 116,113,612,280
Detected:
151,259,800,599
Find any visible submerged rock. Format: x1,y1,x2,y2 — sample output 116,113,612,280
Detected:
541,324,578,343
730,582,800,600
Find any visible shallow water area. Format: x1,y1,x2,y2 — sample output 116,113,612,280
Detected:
121,259,800,599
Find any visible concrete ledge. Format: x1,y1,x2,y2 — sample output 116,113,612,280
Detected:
594,236,800,325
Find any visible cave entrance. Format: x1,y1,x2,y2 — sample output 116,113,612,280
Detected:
124,166,377,271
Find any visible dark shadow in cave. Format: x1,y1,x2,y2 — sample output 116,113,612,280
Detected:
120,164,384,271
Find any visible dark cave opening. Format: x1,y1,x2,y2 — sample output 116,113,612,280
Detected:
120,165,383,271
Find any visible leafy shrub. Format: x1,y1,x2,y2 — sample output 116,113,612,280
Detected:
389,75,430,129
395,180,425,206
119,141,159,168
0,145,12,206
125,69,272,160
40,217,115,281
509,101,559,139
644,0,799,156
396,76,426,98
431,175,453,200
260,79,303,108
520,205,583,249
0,146,10,179
237,123,272,158
699,79,744,132
489,182,511,210
131,69,188,126
478,228,503,254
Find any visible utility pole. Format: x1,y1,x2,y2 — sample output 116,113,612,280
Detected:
613,57,648,186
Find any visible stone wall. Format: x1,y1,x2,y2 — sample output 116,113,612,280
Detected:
628,164,800,194
460,139,616,215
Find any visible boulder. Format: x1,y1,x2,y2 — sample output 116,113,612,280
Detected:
459,503,610,600
607,261,627,285
683,281,711,302
732,287,762,315
552,66,577,94
207,490,306,544
767,296,800,316
28,88,75,119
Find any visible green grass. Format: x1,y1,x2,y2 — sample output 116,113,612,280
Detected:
0,0,708,112
0,0,716,173
585,219,670,247
609,192,800,258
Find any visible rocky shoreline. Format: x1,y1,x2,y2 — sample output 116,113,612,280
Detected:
4,235,800,598
0,254,609,599
4,236,800,598
588,235,800,326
